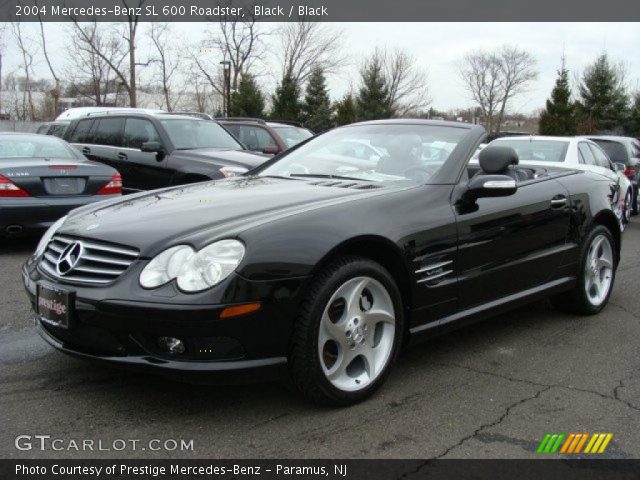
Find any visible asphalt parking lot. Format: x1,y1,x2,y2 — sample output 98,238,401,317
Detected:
1,219,639,460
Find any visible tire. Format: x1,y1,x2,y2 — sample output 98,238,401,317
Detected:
623,189,633,224
289,256,404,406
633,186,639,216
551,225,616,315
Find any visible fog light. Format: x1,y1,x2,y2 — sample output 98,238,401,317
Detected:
157,336,185,355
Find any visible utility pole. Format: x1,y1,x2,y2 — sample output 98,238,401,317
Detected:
220,60,231,117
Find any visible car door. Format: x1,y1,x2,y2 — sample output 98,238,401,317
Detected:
454,173,571,309
85,117,129,183
121,118,171,191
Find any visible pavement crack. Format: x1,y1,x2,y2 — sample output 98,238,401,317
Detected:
609,301,640,321
438,362,640,413
433,385,551,459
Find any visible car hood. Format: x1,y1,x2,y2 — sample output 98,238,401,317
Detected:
60,176,392,254
175,148,268,169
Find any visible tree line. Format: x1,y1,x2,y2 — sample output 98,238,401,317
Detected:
3,12,640,137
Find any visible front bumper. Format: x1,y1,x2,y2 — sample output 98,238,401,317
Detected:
23,261,307,382
0,195,118,236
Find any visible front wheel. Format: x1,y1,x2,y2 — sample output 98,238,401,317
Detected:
289,256,404,406
633,187,639,215
551,225,616,315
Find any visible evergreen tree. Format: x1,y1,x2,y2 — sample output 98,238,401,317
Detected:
577,54,629,133
356,54,392,121
625,92,640,137
229,74,265,118
334,94,357,126
538,60,577,135
302,67,334,132
270,74,301,122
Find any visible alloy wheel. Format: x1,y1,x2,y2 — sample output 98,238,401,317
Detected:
318,276,396,392
584,234,614,307
624,190,632,224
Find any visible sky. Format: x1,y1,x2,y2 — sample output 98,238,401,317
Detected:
2,22,639,115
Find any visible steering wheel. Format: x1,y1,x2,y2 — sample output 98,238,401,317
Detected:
403,167,433,183
287,163,310,175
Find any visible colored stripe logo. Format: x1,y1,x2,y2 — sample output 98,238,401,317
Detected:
537,433,613,454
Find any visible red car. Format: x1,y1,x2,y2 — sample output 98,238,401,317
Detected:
219,118,313,155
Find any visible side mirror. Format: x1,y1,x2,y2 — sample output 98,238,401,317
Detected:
613,162,626,172
262,145,280,155
141,141,163,153
463,174,518,202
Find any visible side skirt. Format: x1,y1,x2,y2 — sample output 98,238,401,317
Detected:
408,276,576,341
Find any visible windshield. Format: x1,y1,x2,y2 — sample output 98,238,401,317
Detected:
271,125,313,148
160,119,243,150
259,124,468,185
0,134,77,159
492,139,569,162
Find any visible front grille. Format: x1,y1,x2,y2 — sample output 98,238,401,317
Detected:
39,235,139,285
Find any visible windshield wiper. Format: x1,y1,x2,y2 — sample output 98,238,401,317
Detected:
290,173,366,182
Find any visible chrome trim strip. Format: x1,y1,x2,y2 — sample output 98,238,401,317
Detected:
73,265,123,276
81,253,132,267
39,261,112,284
417,270,453,284
56,235,139,257
414,260,453,274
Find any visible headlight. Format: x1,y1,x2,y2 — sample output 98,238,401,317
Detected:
34,216,67,257
139,240,245,293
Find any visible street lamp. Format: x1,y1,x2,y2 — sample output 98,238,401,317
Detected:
220,60,231,117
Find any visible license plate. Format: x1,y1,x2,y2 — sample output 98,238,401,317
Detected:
36,283,73,329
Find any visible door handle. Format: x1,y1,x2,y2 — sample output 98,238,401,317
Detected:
118,152,128,161
82,147,90,155
550,195,567,208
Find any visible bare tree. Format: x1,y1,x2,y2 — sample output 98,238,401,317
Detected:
70,0,148,107
382,48,430,116
148,23,182,111
495,46,538,131
193,2,266,99
0,23,8,116
459,45,537,133
12,22,36,120
277,22,346,86
36,6,61,117
67,22,126,106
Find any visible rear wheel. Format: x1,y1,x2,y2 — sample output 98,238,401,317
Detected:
551,225,616,315
623,189,633,224
289,256,404,406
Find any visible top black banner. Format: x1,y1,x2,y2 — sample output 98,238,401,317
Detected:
4,0,640,22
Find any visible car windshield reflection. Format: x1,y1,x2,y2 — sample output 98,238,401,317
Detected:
259,124,467,185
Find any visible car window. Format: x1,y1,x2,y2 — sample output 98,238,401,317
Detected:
68,119,94,143
0,134,77,159
590,139,630,164
236,125,277,150
491,139,569,162
159,119,242,150
588,144,611,168
631,140,640,159
123,118,160,149
48,124,68,138
271,126,313,148
259,124,468,185
578,143,597,166
93,118,124,147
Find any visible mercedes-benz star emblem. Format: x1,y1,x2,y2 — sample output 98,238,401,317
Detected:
56,241,84,275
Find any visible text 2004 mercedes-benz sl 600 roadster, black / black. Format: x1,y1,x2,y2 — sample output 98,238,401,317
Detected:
22,120,622,405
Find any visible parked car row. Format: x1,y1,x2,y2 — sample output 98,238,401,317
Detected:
14,118,627,405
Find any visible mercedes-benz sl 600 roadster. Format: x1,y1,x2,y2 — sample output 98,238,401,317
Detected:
23,120,622,405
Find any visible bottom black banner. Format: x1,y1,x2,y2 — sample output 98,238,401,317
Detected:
2,459,639,480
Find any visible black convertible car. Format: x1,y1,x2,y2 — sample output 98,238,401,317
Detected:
22,120,621,405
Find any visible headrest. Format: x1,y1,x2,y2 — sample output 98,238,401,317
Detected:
479,146,519,174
